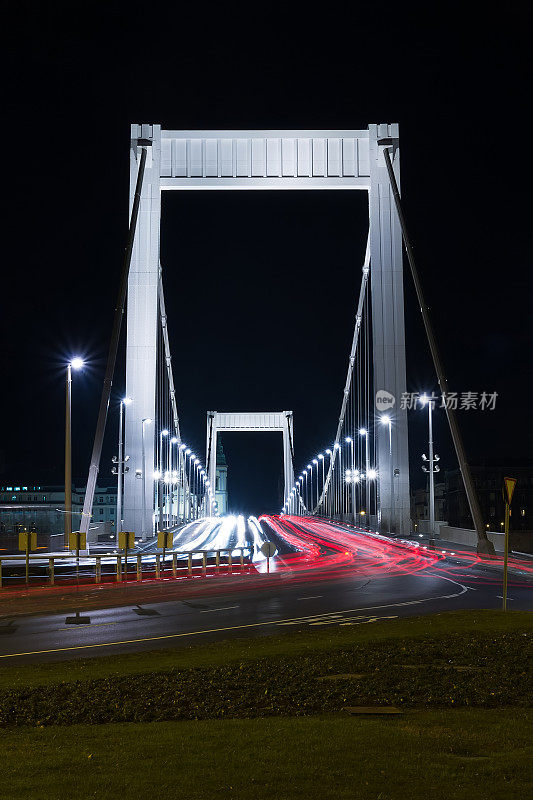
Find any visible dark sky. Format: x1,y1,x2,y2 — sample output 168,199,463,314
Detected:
1,2,531,514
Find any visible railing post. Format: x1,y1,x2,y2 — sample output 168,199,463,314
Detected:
48,558,55,586
156,554,160,579
95,556,101,584
172,553,177,578
116,555,122,582
240,549,244,570
202,551,207,576
188,552,193,577
228,550,232,574
216,550,220,572
136,553,142,582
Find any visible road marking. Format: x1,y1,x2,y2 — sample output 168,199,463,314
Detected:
200,606,239,613
298,595,323,600
280,612,399,627
0,580,468,660
57,622,120,631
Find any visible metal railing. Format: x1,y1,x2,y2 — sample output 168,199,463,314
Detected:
0,547,252,589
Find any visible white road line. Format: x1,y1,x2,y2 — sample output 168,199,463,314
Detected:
200,605,239,613
0,578,470,660
298,595,323,600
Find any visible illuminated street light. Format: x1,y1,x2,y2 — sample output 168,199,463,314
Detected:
420,393,439,543
65,358,84,548
380,415,393,535
359,427,370,529
114,396,132,541
141,417,152,540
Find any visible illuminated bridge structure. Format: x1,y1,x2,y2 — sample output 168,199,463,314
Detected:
78,124,493,555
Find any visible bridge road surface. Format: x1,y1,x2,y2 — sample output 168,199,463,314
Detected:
0,516,531,664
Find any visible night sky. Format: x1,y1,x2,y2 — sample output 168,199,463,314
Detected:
1,3,531,515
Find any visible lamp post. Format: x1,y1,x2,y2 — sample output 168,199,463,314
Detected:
421,394,440,544
333,442,344,516
141,417,152,540
312,459,319,508
115,397,131,541
65,358,84,549
345,437,355,523
178,444,186,522
380,415,393,535
317,454,324,513
360,428,370,528
170,437,178,525
325,449,332,517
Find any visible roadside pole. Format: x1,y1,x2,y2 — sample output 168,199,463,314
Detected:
502,477,517,611
119,531,135,583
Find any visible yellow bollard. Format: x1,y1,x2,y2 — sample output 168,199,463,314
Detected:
116,555,122,582
156,554,160,579
95,556,101,584
48,558,55,586
137,553,142,582
228,551,232,573
188,552,193,577
202,551,207,576
216,550,220,572
172,554,177,578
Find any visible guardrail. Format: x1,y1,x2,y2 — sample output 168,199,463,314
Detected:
0,547,253,590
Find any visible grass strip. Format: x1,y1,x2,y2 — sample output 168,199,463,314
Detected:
1,710,532,800
0,612,531,725
1,609,531,691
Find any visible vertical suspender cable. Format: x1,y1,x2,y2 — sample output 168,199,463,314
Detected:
316,235,370,513
80,147,148,538
381,145,494,555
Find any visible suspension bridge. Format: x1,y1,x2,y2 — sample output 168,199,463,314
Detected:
76,123,494,556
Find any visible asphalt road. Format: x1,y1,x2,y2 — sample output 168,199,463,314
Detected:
0,516,531,664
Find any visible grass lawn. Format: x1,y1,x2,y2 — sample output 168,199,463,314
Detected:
1,609,531,691
2,710,532,800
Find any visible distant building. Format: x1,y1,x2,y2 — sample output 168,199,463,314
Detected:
0,484,116,536
445,461,533,532
411,481,446,527
215,441,228,515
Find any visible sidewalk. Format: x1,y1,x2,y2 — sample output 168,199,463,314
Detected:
411,534,533,579
0,570,283,620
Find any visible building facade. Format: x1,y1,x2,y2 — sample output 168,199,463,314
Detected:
0,484,117,536
215,441,228,515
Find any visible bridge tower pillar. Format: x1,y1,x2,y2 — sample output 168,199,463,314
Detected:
123,124,161,537
369,123,411,536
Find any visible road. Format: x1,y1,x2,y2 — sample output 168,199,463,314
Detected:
0,515,531,664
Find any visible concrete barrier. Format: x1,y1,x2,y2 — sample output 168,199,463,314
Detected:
439,525,505,552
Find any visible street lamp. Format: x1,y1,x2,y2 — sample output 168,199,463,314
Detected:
113,396,132,542
318,454,325,512
345,437,356,523
420,394,440,543
380,415,393,535
65,358,84,548
141,417,152,540
325,449,332,517
312,459,319,508
359,428,370,528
